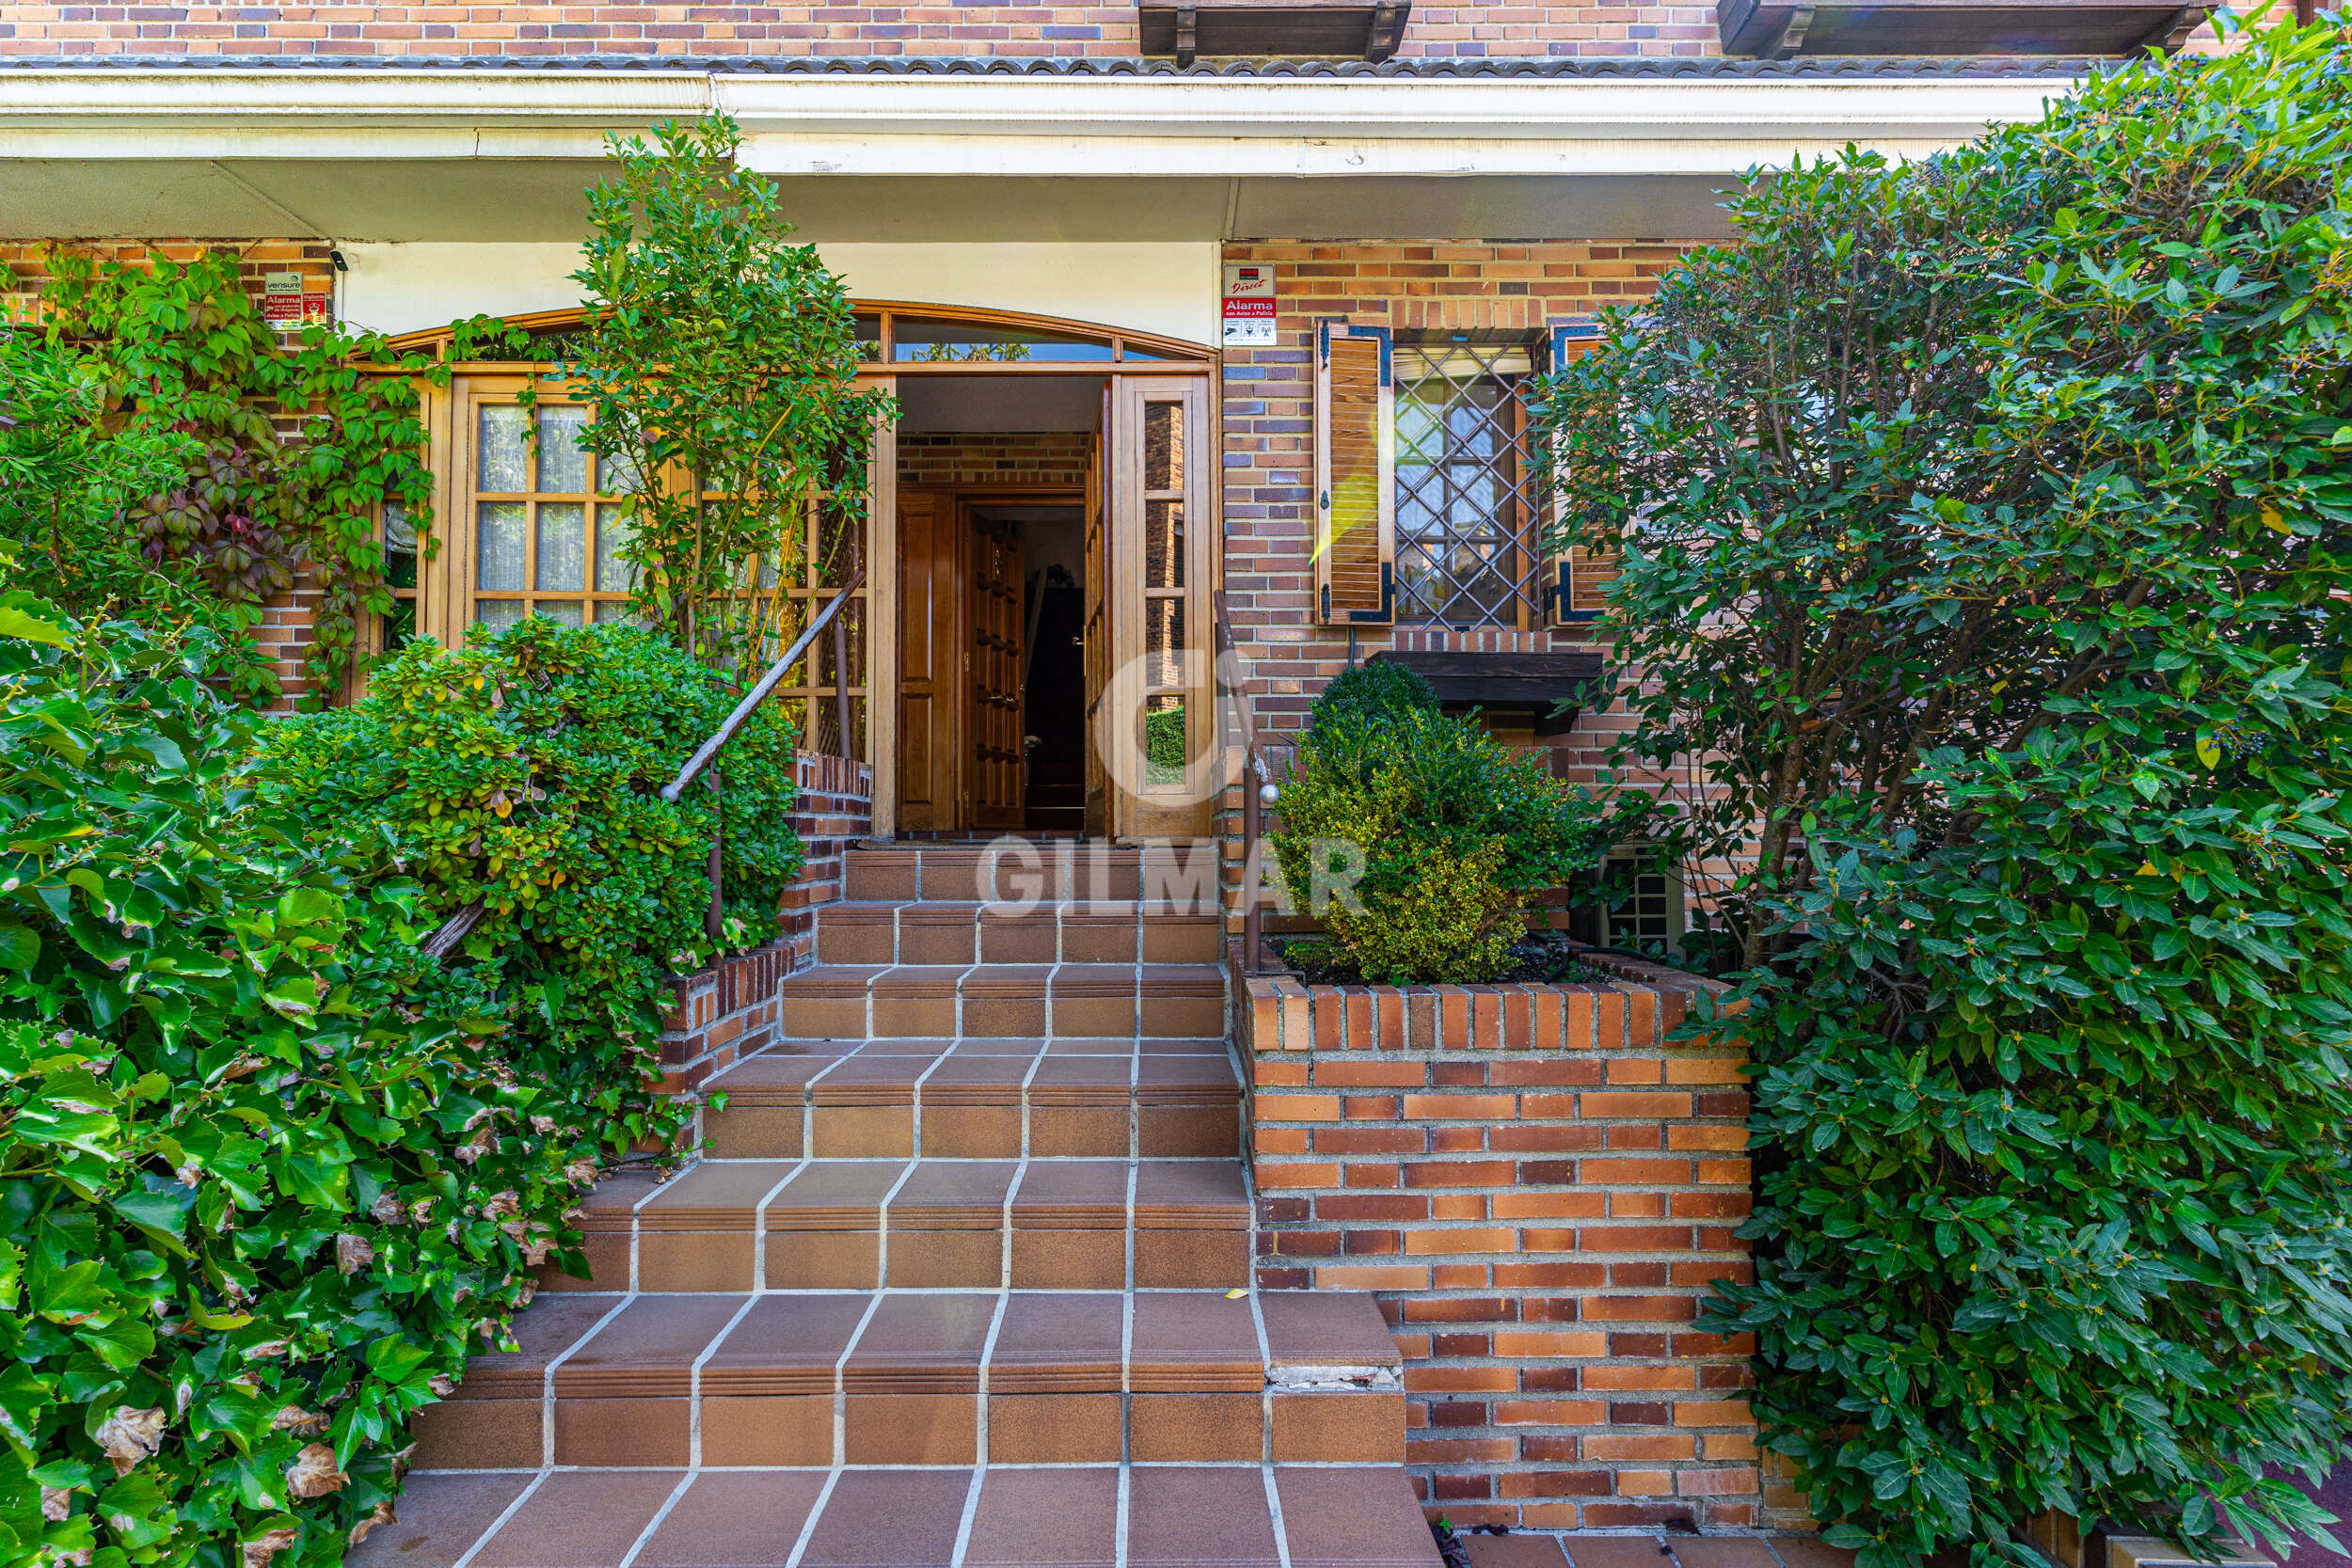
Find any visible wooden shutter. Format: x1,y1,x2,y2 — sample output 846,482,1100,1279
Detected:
1314,320,1394,625
1541,320,1605,629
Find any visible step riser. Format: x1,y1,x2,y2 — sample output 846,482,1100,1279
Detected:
780,993,1227,1041
845,845,1220,905
413,1387,1406,1470
815,907,1224,968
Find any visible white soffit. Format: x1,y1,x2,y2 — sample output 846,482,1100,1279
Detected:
0,68,2072,243
337,240,1219,346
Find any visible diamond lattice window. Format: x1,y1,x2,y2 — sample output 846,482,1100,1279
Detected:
1392,340,1542,629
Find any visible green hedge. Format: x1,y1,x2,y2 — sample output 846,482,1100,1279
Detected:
0,601,594,1567
261,618,804,1152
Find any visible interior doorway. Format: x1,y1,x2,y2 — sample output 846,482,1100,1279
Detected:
893,374,1103,836
881,363,1213,842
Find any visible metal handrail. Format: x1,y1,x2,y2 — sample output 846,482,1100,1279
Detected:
661,567,867,941
1213,592,1274,976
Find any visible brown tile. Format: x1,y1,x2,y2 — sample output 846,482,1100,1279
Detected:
844,1293,997,1390
1061,911,1139,963
468,1470,683,1568
987,1393,1123,1463
705,1104,804,1161
1136,1227,1250,1289
1667,1544,1780,1568
888,1159,1019,1226
845,852,920,900
872,965,965,1037
450,1295,617,1399
639,1161,798,1228
699,1394,834,1465
637,1231,755,1292
1564,1540,1673,1568
964,1466,1120,1566
1009,1229,1125,1290
979,908,1058,963
922,1104,1023,1158
701,1294,870,1393
535,1230,629,1291
962,993,1048,1038
898,905,980,965
1271,1390,1406,1462
1140,1105,1242,1157
630,1471,829,1567
1129,1291,1263,1390
812,1104,914,1158
1128,1392,1263,1461
763,1162,900,1231
887,1229,1003,1287
797,1468,972,1568
816,909,897,965
1261,1291,1404,1370
1276,1465,1445,1568
782,994,869,1039
844,1391,977,1464
1465,1540,1572,1568
345,1470,533,1568
552,1295,743,1399
1052,993,1138,1037
1027,1108,1129,1158
1142,914,1223,963
1128,1466,1280,1567
551,1395,690,1465
988,1293,1124,1391
408,1398,543,1469
1156,993,1229,1037
764,1230,879,1289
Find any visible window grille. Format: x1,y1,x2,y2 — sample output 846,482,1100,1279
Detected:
1392,340,1542,629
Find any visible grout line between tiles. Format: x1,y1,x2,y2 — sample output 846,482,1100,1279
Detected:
752,1157,814,1293
872,1155,926,1301
1247,1286,1277,1467
446,1467,549,1568
1261,1463,1297,1568
613,1469,696,1568
831,1287,895,1469
1114,1458,1132,1568
780,1465,844,1568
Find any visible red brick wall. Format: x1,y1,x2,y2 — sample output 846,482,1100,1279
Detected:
0,4,1718,58
8,239,346,707
1238,953,1760,1530
897,431,1091,490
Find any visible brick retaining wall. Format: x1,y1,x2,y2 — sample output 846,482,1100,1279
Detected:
658,748,872,1094
1237,949,1765,1529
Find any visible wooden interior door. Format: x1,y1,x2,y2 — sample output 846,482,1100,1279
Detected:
967,510,1025,832
1082,399,1111,837
897,487,960,832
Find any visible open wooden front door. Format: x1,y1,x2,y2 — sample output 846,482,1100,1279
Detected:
967,510,1025,832
897,488,957,832
1105,376,1215,839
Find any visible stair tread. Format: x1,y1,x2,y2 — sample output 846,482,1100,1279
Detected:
604,1158,1248,1233
701,1039,1240,1109
362,1463,1441,1568
442,1289,1398,1400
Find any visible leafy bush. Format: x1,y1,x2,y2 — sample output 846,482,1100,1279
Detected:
260,618,805,1154
1542,14,2352,1560
0,597,593,1568
1271,705,1600,984
1308,660,1438,730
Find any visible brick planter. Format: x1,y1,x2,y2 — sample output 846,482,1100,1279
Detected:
658,750,872,1095
1236,949,1775,1531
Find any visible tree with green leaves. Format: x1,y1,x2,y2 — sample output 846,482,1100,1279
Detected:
1541,12,2352,1560
562,115,893,670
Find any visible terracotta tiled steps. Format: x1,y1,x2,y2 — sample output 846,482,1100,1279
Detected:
357,1463,1442,1568
691,1037,1243,1164
815,899,1224,968
410,1289,1406,1469
842,840,1221,905
537,1157,1252,1292
778,962,1227,1041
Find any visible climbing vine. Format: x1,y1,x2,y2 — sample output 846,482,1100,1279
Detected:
36,249,522,703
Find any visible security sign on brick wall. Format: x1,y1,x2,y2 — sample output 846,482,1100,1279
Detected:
1222,263,1277,347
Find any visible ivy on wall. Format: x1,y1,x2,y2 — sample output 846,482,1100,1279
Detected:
35,250,520,703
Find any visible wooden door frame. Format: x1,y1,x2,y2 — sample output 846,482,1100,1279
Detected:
1110,375,1216,842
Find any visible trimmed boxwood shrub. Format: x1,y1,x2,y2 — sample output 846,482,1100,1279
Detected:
1271,704,1600,985
0,599,596,1568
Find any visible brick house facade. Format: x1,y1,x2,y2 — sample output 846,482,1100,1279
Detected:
1,7,2190,1551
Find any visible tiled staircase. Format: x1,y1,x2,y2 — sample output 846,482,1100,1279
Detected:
359,841,1440,1568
